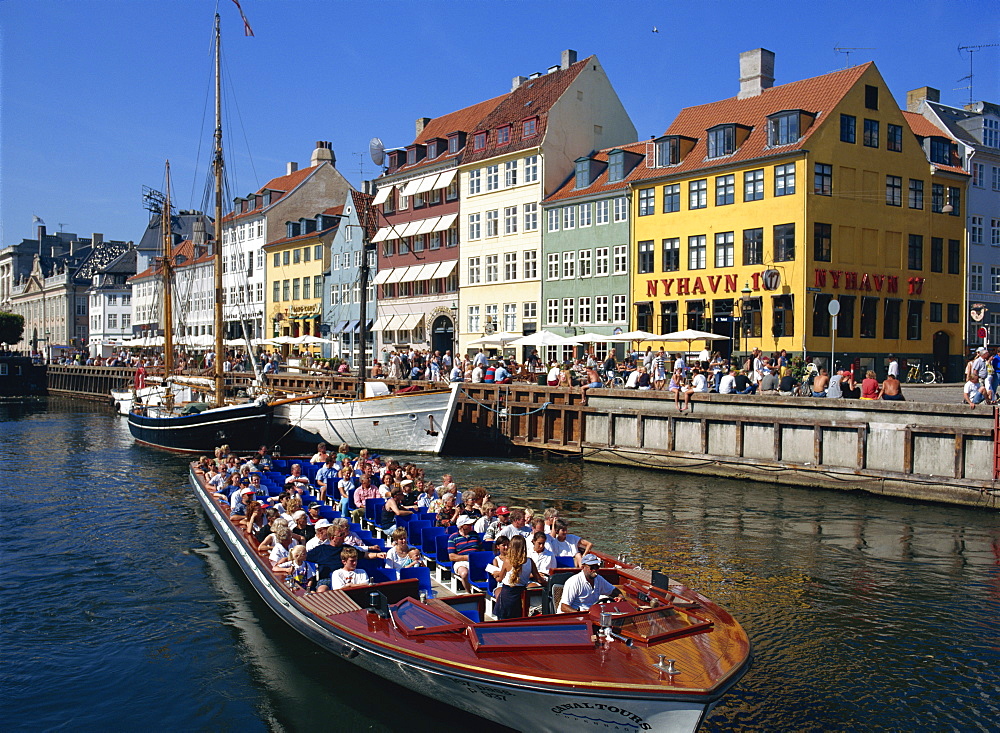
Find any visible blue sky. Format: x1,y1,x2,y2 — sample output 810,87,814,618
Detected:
1,0,997,247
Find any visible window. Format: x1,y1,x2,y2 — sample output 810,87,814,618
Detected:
971,264,983,291
814,164,832,195
814,222,832,262
399,193,409,210
930,237,943,272
485,210,498,237
883,298,901,339
613,295,627,322
486,255,498,282
523,250,537,279
546,299,559,325
562,298,574,325
524,155,539,183
971,216,984,245
273,252,280,267
973,162,985,187
468,213,481,240
468,169,481,195
595,200,609,224
660,301,678,334
774,163,795,196
283,250,290,265
715,174,735,205
929,138,951,165
562,251,576,279
909,179,924,209
840,114,856,143
929,302,942,322
613,245,628,274
931,183,944,213
663,184,681,212
547,209,560,232
837,295,856,338
468,257,481,284
595,296,609,323
715,232,735,267
504,206,518,235
608,153,624,182
993,219,1000,246
578,297,591,323
292,278,300,300
522,118,537,138
107,313,117,329
575,159,590,189
774,223,795,262
887,124,903,152
595,247,609,276
562,206,576,230
547,253,560,280
473,132,486,150
813,293,832,337
503,303,516,331
947,187,961,216
578,249,592,277
948,303,960,323
654,137,678,166
578,203,591,227
122,314,130,329
486,165,499,191
314,244,323,260
302,278,311,299
688,179,707,209
399,237,410,255
992,267,1000,293
948,239,960,274
688,235,706,270
886,175,902,206
744,169,764,201
503,252,517,281
638,240,655,273
743,228,763,266
773,295,794,337
767,112,799,146
496,125,511,146
413,191,425,209
468,305,480,332
908,234,923,270
707,125,736,157
272,281,280,302
429,231,441,250
282,279,290,300
413,234,426,253
523,302,537,322
865,84,879,110
613,197,628,222
985,118,1000,148
638,188,656,215
662,238,680,272
686,300,707,331
863,119,879,148
446,178,458,201
523,202,538,231
906,301,923,340
504,160,518,187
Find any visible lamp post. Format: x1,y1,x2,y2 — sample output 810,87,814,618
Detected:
741,282,752,364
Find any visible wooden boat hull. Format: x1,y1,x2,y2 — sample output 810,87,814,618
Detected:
128,399,272,453
189,465,746,731
274,384,461,455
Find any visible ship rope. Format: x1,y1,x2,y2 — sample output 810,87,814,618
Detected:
460,388,553,417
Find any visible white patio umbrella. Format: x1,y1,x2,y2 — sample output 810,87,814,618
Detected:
508,330,576,347
655,329,730,355
290,334,327,345
467,331,522,346
569,332,619,344
617,329,658,341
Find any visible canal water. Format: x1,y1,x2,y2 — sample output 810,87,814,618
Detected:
2,398,998,732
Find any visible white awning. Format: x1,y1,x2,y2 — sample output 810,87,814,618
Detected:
371,226,392,243
413,263,438,281
396,313,423,331
371,185,393,205
397,220,420,238
414,174,438,194
433,169,457,190
385,267,409,284
432,212,458,232
414,216,440,235
400,178,422,197
431,259,457,279
373,315,396,330
372,268,393,285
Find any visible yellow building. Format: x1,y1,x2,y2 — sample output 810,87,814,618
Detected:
629,50,967,376
263,210,338,355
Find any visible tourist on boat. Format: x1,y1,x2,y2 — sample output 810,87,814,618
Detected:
273,545,318,591
483,505,510,540
384,528,412,571
290,510,314,542
284,463,312,495
496,508,532,542
314,457,338,504
310,443,329,465
474,502,498,534
254,508,281,543
560,555,621,613
416,481,438,509
546,519,590,565
306,519,331,551
247,473,266,500
495,535,546,620
267,525,299,567
230,487,256,518
351,476,380,523
529,532,555,578
431,492,459,528
381,487,416,534
327,547,370,590
311,526,386,592
449,516,484,592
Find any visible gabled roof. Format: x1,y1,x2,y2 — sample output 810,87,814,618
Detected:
350,190,378,241
222,165,320,224
630,63,873,183
129,239,214,282
545,141,646,203
462,58,592,165
901,110,952,139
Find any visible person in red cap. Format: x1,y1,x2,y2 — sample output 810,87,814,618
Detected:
484,505,510,541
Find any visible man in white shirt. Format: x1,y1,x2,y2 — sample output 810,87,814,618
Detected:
887,356,899,379
305,519,331,551
697,347,711,368
718,369,736,394
328,547,370,589
497,508,532,541
471,364,484,383
691,368,709,393
559,555,621,613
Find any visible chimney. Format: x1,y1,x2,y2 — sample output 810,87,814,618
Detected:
511,75,527,91
907,86,940,112
738,48,775,99
286,161,298,175
92,233,103,246
192,220,206,248
561,49,577,70
415,117,432,136
37,224,46,241
310,140,335,167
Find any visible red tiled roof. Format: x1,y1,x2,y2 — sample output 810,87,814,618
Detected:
901,111,951,139
629,63,873,183
128,239,214,281
545,140,646,203
461,58,592,165
222,165,320,223
350,190,378,240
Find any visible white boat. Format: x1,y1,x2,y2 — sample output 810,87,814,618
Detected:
111,375,211,415
275,381,461,454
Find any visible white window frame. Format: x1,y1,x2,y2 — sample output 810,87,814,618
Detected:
504,251,518,281
468,213,481,240
562,297,574,325
468,305,480,332
595,296,609,323
504,160,518,187
578,296,591,324
563,206,576,230
595,247,609,276
547,253,561,280
486,254,499,282
595,199,609,225
468,169,481,195
523,202,538,231
504,206,518,235
524,155,539,183
613,294,627,323
486,164,500,191
547,299,560,325
547,209,560,232
578,202,592,227
468,256,481,284
523,250,537,279
562,250,576,279
578,249,592,278
613,197,628,222
613,245,627,274
486,210,499,237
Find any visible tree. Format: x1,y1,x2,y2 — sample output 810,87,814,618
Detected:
0,311,25,346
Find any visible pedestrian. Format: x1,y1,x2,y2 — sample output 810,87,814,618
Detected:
964,372,987,409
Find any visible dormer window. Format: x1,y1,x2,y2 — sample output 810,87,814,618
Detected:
522,117,538,138
707,125,736,158
448,135,459,154
608,151,624,182
575,159,590,188
286,222,300,238
407,148,416,166
767,111,801,146
655,137,679,166
427,140,437,158
262,191,271,206
929,137,954,165
473,131,487,151
497,125,511,145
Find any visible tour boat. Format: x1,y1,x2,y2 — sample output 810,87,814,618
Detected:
189,461,751,731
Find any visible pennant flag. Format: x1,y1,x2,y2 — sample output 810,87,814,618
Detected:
230,0,254,37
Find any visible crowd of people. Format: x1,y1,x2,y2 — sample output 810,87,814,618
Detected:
198,442,609,620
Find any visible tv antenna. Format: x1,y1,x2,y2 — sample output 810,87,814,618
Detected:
957,44,1000,105
352,152,368,181
834,46,875,68
57,222,67,232
142,185,167,216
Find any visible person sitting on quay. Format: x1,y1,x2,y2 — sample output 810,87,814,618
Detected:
732,368,756,395
668,368,694,412
718,367,736,395
581,365,603,399
778,368,797,397
758,360,779,394
964,372,988,409
860,371,883,401
494,361,512,384
690,366,710,395
811,368,830,397
882,372,904,401
448,515,484,592
559,554,621,613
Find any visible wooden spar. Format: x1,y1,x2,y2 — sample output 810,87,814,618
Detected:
212,13,225,409
161,161,173,393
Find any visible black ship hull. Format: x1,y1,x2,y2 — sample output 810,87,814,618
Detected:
127,400,273,453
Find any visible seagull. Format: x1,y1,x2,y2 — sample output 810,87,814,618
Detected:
652,26,659,33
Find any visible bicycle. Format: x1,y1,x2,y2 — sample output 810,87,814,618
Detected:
604,370,626,388
906,363,942,384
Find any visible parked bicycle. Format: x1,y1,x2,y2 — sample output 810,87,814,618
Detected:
905,363,944,384
604,370,626,388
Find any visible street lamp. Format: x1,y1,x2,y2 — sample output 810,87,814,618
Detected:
740,282,753,362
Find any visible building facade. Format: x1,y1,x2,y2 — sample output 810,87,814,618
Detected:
629,50,966,376
457,50,636,355
87,248,135,356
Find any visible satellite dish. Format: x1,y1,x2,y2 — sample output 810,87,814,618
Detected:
369,137,385,167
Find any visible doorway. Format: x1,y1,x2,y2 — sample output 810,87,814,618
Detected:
431,315,454,356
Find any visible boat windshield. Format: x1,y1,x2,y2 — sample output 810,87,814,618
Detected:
469,621,593,653
611,607,712,645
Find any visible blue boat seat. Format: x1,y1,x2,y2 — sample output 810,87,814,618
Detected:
555,555,577,568
405,520,430,545
434,534,454,580
399,566,433,598
467,551,494,593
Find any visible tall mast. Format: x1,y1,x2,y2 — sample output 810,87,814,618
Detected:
162,161,174,387
212,12,225,408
